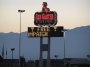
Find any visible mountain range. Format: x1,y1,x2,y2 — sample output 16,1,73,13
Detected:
0,26,90,61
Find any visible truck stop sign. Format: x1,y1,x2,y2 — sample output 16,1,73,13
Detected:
28,26,63,37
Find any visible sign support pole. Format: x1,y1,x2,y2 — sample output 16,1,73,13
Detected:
39,37,43,67
47,37,50,67
39,36,51,67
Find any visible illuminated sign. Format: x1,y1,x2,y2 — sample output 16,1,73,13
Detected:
34,11,57,26
28,26,63,37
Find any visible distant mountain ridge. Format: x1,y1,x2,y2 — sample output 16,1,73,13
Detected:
0,26,90,60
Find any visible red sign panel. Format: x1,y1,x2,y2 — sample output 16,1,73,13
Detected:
34,11,57,26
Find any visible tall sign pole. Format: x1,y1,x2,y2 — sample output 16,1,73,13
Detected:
41,2,51,67
39,37,43,67
47,37,50,67
28,2,64,67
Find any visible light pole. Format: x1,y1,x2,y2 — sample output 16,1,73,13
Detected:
18,9,25,67
63,31,66,67
62,29,68,67
54,55,58,67
54,55,58,59
11,48,15,67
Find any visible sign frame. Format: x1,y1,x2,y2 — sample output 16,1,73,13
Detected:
28,26,63,37
34,11,57,26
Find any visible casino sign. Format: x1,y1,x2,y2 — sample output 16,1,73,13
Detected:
34,11,57,26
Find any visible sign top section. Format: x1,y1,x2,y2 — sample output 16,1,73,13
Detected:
42,2,50,12
34,11,57,26
34,2,57,26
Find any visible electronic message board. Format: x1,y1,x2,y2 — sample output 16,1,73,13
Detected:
34,11,57,26
28,26,63,37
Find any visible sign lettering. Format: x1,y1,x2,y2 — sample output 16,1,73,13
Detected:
34,11,57,26
28,26,63,37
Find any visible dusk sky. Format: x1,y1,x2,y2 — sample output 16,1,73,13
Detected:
0,0,90,60
0,0,90,33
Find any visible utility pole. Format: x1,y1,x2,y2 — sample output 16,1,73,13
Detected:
18,9,25,67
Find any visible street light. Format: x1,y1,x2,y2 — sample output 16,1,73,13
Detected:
62,29,69,67
54,55,58,67
11,48,15,67
18,9,25,67
54,55,58,59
